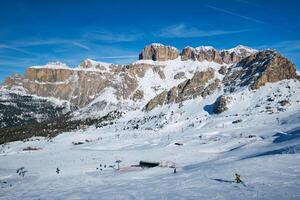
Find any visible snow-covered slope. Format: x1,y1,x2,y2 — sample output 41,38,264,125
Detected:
0,79,300,199
0,43,300,199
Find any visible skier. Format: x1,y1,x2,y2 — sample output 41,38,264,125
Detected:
235,173,242,183
56,168,60,174
173,168,177,174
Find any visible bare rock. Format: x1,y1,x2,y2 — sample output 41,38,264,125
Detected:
224,50,298,91
131,90,144,101
181,45,256,64
139,43,179,61
144,69,218,111
212,95,231,114
218,66,228,75
174,72,186,79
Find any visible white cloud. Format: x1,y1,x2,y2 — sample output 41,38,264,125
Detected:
0,44,34,55
205,4,265,24
96,55,137,59
157,24,253,38
255,40,300,52
72,42,90,50
83,30,143,42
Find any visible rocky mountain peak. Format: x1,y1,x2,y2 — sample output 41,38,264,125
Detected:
30,61,70,69
181,45,257,64
225,45,257,57
223,50,299,90
78,59,112,70
194,46,216,52
138,43,180,61
2,43,299,114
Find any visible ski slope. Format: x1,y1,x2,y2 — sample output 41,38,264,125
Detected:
1,80,300,199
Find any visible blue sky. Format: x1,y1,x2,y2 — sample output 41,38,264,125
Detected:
0,0,300,82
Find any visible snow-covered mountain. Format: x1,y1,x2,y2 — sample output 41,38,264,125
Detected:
0,43,300,199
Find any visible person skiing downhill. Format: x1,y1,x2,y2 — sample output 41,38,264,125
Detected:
235,173,242,183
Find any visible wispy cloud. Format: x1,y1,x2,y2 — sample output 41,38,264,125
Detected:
0,44,34,55
0,57,38,68
83,30,143,42
205,4,265,24
96,55,137,59
71,42,90,50
0,38,93,57
156,24,253,38
255,40,300,66
255,40,300,52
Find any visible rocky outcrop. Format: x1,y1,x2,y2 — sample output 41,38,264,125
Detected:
22,67,113,107
131,90,144,101
174,72,186,79
224,50,298,91
181,45,256,64
139,43,179,61
78,59,111,71
218,66,228,75
144,69,220,111
4,61,167,108
212,95,231,114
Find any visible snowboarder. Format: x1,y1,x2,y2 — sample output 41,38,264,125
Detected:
235,173,242,183
56,168,60,174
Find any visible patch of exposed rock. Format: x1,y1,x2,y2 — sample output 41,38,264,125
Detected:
174,72,186,79
139,43,179,61
144,69,220,111
130,90,144,101
212,95,231,114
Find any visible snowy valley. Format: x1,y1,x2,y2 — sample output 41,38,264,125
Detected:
0,43,300,199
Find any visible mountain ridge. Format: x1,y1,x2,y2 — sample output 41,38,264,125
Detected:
0,43,299,143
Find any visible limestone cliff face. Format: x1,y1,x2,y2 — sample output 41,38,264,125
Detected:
3,44,299,112
181,45,256,64
144,69,220,111
5,61,166,108
223,50,299,91
144,48,298,111
139,43,180,61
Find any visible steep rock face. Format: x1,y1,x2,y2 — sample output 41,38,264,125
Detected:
181,45,256,64
4,61,166,107
144,69,220,111
23,68,113,107
212,95,231,114
224,50,298,91
25,67,74,82
139,43,179,61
